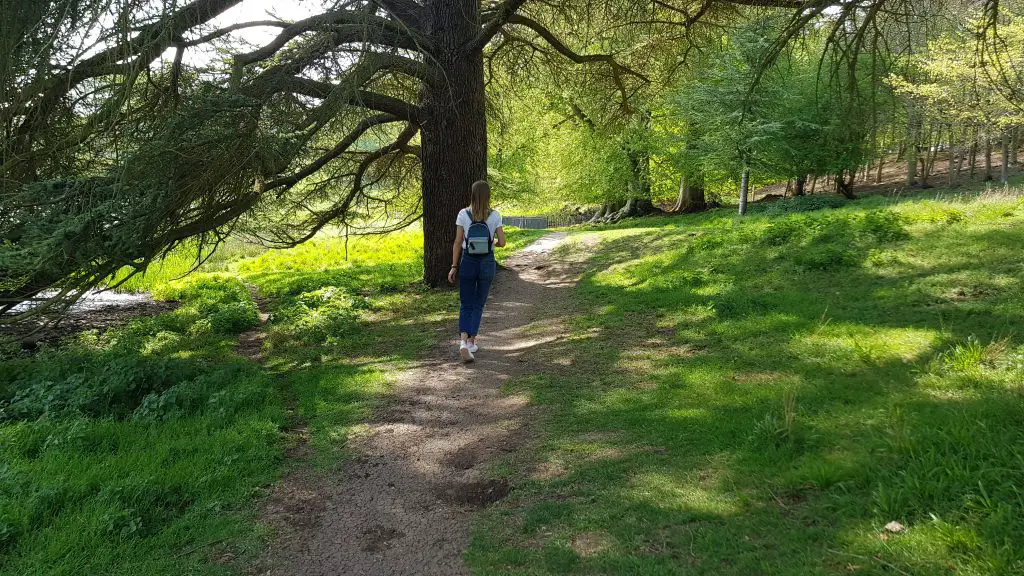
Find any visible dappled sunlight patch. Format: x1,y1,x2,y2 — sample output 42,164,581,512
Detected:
614,341,706,378
569,530,615,558
790,323,938,369
917,337,1024,396
913,271,1019,304
624,472,743,516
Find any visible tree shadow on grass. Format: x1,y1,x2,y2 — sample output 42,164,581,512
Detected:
468,215,1024,575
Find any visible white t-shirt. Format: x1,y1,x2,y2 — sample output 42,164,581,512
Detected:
456,209,502,250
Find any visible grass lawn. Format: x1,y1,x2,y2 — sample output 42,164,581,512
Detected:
3,182,1023,575
469,183,1024,575
0,228,537,575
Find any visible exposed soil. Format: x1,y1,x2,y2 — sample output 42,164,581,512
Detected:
234,285,271,363
256,233,580,576
751,153,1023,202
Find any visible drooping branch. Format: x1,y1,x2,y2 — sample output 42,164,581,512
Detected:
13,0,243,128
505,15,649,81
503,14,650,110
262,113,404,193
268,123,421,247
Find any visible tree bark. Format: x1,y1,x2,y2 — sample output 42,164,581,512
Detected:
984,135,993,181
906,105,920,186
794,174,806,196
673,174,687,211
1011,128,1019,168
836,171,856,199
968,138,977,180
1002,131,1010,185
675,174,707,213
738,166,749,216
948,131,957,188
875,155,884,183
420,0,487,286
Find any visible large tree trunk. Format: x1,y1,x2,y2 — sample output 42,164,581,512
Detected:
794,174,806,196
836,170,856,199
420,0,486,287
608,146,657,222
674,174,707,212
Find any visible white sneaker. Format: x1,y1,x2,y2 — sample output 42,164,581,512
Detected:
468,342,478,354
460,342,475,363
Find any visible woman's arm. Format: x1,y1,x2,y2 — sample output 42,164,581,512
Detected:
449,227,465,283
494,226,506,248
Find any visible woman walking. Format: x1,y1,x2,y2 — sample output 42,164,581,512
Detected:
448,180,505,362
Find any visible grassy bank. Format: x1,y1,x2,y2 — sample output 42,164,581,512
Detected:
0,228,536,575
470,186,1024,575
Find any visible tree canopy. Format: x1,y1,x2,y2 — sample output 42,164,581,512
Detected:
2,0,1021,318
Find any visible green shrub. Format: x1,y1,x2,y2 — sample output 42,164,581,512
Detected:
749,194,849,216
790,244,861,270
759,219,807,246
271,286,367,346
153,274,259,334
2,348,201,420
915,206,968,225
860,210,910,242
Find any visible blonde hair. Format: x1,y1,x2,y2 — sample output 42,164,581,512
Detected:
470,180,491,222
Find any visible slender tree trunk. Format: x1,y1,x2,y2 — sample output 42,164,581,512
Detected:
794,174,806,196
968,138,977,179
875,155,884,183
948,130,957,188
1002,131,1010,184
810,174,817,193
420,0,486,286
906,105,920,186
673,174,687,212
984,135,993,181
1007,127,1015,166
738,166,749,216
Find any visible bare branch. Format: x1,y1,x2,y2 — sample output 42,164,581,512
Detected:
230,9,431,85
177,20,290,47
371,0,426,31
470,0,530,52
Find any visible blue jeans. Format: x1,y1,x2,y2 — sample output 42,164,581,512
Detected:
459,254,496,337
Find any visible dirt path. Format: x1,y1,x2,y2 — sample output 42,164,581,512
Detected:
258,233,579,576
